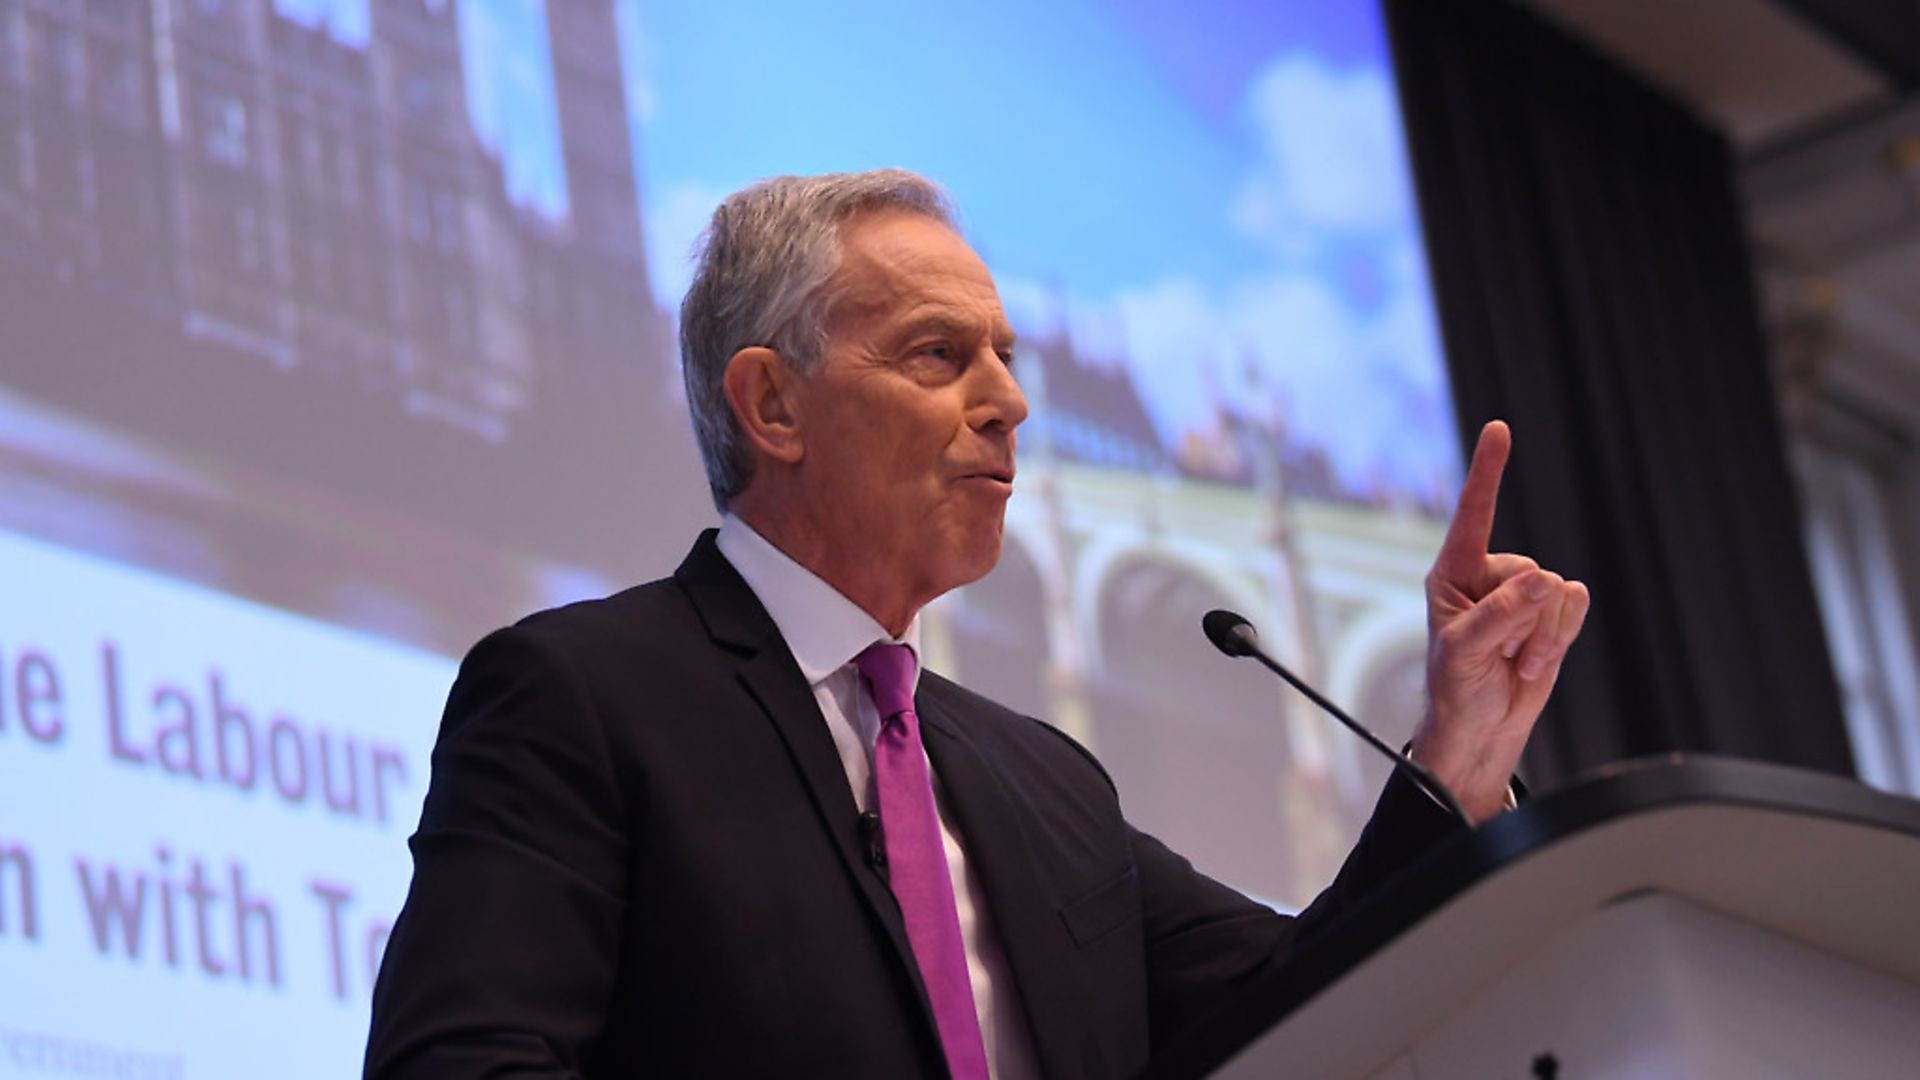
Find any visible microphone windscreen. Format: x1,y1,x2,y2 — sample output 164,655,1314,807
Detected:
1202,609,1258,657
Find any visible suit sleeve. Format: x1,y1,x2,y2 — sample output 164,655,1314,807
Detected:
364,625,631,1079
1134,770,1460,1050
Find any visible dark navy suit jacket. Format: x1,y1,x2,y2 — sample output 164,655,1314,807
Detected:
364,531,1458,1078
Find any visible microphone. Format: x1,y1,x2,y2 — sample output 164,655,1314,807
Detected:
858,810,886,871
1201,609,1473,828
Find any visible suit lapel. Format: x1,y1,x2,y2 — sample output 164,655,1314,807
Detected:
918,693,1086,1080
672,533,938,1030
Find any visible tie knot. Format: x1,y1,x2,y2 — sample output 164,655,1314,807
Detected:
855,642,917,720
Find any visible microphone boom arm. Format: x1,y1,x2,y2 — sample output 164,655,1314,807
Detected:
1202,609,1474,828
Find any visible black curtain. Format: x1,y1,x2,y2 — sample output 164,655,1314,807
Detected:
1384,0,1854,784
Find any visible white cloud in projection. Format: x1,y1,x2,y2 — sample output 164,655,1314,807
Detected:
1093,52,1457,498
1232,54,1417,246
1105,265,1454,499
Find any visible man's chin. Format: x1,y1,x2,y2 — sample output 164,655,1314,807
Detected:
940,524,1007,594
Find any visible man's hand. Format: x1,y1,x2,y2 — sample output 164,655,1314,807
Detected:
1410,420,1590,822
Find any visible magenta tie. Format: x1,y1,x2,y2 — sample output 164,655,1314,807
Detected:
856,643,990,1080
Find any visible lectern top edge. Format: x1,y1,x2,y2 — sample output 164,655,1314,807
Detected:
1148,754,1920,1080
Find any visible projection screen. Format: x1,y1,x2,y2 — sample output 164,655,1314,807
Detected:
0,1,1460,1074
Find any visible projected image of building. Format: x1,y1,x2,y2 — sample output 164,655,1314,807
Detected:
0,0,706,649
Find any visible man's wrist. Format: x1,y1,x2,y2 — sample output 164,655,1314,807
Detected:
1402,739,1519,818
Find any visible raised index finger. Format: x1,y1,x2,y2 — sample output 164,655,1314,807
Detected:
1435,419,1512,578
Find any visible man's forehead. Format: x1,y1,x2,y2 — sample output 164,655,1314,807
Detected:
837,211,980,276
831,283,1015,344
830,212,1007,328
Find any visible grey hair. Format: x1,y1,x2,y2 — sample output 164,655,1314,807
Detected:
679,168,957,511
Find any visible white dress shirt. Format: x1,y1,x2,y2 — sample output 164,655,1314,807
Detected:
716,515,1041,1080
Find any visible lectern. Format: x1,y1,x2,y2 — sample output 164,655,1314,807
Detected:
1151,756,1920,1079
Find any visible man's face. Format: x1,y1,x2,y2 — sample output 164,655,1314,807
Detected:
789,210,1028,610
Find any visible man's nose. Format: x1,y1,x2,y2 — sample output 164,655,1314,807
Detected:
969,347,1029,432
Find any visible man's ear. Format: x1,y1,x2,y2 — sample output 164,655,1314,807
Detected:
722,346,806,465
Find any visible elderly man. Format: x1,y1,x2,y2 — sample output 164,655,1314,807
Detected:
364,170,1588,1079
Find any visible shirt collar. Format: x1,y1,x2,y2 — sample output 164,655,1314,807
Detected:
715,513,921,689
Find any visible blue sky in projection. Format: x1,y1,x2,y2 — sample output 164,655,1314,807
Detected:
274,0,1459,500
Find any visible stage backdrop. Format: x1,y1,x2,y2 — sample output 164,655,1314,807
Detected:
0,2,1458,1074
